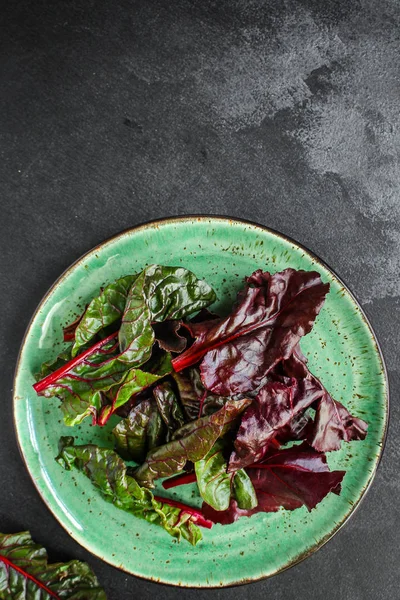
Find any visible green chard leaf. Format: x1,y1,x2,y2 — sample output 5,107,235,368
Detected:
113,378,185,462
134,398,251,487
35,265,215,427
118,265,216,365
0,530,106,599
233,468,258,510
35,347,73,381
98,353,173,425
113,398,166,463
72,275,137,356
172,368,227,421
36,337,126,426
153,381,186,439
195,441,257,511
56,438,203,545
35,335,172,426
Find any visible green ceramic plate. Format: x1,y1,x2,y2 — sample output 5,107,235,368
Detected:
14,216,388,587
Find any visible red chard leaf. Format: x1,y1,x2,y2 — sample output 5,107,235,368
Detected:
275,409,314,444
282,349,368,452
229,377,324,470
172,269,329,395
311,393,368,452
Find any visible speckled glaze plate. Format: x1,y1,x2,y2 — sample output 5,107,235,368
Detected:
14,216,388,587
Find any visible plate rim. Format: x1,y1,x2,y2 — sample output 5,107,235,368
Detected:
13,214,389,588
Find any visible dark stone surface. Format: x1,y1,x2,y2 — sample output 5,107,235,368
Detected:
1,0,398,598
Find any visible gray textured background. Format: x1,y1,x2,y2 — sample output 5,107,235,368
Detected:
1,1,399,598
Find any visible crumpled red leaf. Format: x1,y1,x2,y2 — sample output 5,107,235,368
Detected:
228,377,324,471
282,349,368,452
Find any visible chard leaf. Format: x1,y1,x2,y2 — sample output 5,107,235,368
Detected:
172,368,226,421
153,320,187,353
233,468,258,510
282,349,368,451
172,269,329,395
0,530,106,599
98,353,173,425
112,377,185,462
119,265,216,365
195,440,232,511
243,443,345,511
117,370,160,407
153,382,186,438
134,398,251,487
35,335,127,426
34,333,172,427
56,438,203,545
72,275,137,356
229,377,324,471
113,398,166,463
275,409,314,445
311,393,368,452
35,347,73,381
195,440,257,512
203,443,345,525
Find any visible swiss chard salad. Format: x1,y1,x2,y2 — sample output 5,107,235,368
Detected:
33,265,368,545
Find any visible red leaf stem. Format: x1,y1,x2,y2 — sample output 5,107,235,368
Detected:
33,332,118,393
153,496,213,529
0,553,60,599
162,472,197,489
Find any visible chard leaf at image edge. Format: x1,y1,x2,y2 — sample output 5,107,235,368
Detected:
0,531,106,599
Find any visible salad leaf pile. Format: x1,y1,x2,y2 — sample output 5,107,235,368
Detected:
33,265,368,545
